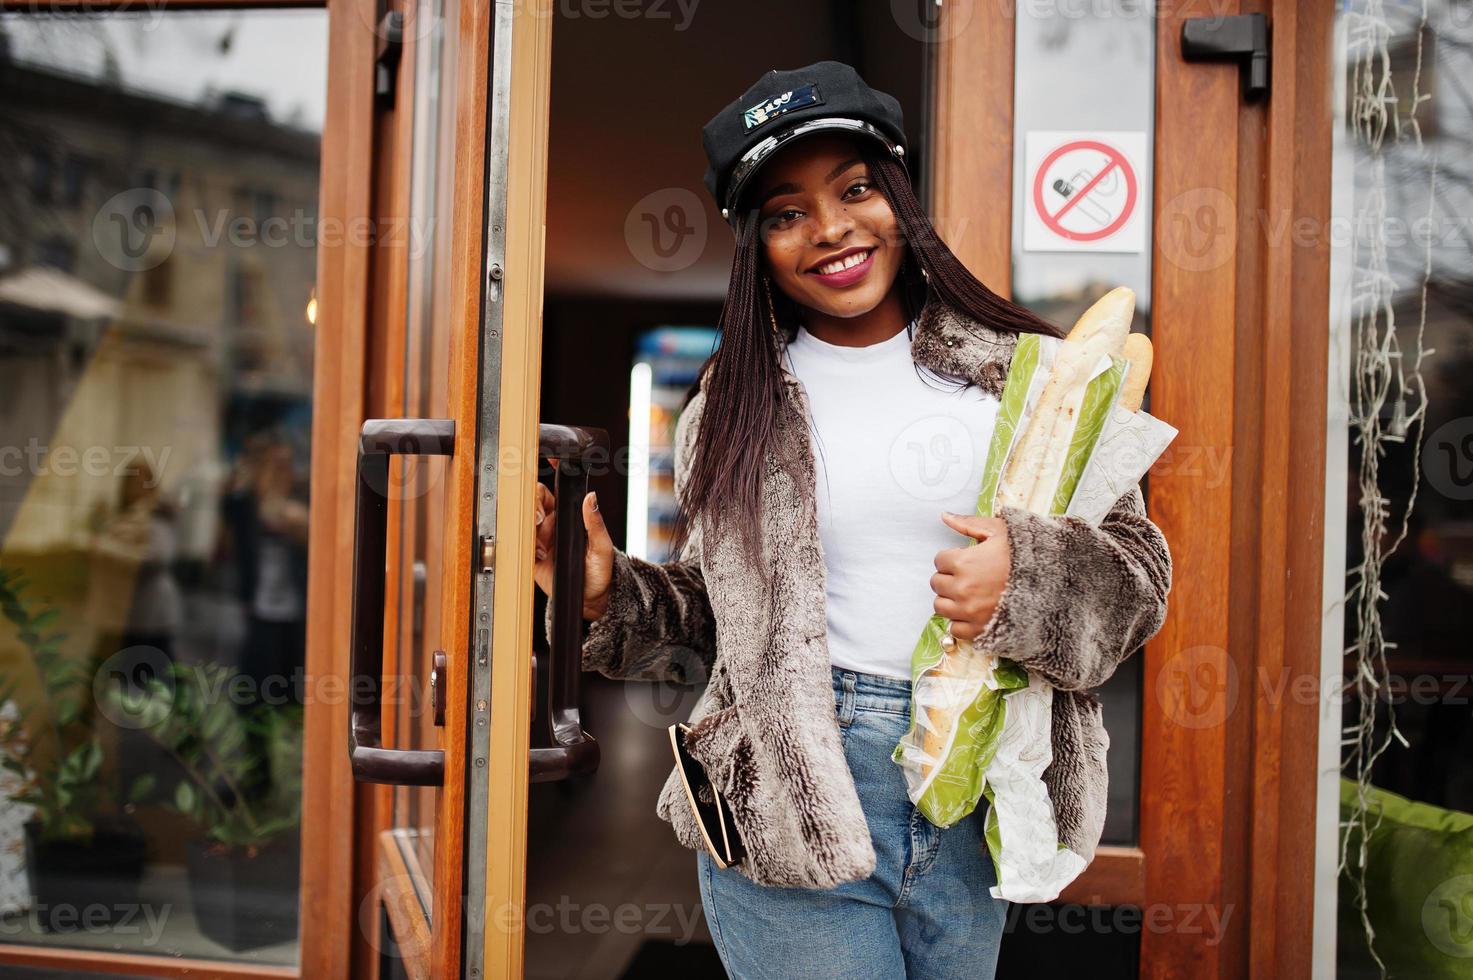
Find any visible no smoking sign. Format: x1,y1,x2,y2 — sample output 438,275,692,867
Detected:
1023,130,1147,253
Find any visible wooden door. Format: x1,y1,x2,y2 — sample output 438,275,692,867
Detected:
932,2,1336,978
346,0,562,977
351,0,472,975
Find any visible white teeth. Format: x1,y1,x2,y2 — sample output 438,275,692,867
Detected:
817,250,871,276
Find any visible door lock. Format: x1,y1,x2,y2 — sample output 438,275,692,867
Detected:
430,650,448,728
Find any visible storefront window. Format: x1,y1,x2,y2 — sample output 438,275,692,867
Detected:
1325,2,1473,974
0,10,326,965
1010,1,1156,848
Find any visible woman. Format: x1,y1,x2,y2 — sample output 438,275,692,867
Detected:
534,61,1171,979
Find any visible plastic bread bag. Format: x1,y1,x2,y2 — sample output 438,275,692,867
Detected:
892,292,1177,903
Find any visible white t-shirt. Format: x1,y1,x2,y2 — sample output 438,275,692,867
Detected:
782,321,1001,680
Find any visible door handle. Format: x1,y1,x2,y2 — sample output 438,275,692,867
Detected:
349,418,455,786
531,423,608,782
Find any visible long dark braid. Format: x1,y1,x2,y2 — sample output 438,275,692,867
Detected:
670,141,1063,569
668,210,795,576
866,147,1062,342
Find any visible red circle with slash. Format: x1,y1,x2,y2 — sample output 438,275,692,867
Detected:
1031,139,1138,243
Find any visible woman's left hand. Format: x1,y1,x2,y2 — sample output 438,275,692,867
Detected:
931,512,1011,642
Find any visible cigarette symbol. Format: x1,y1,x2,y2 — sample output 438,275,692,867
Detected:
1051,167,1117,226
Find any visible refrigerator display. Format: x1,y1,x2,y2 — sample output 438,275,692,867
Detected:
627,326,719,562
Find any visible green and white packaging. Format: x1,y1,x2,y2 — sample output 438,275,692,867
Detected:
892,332,1161,903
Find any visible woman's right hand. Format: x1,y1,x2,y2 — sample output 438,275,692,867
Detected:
533,477,614,622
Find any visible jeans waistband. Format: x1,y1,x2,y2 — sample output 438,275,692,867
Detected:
830,665,913,705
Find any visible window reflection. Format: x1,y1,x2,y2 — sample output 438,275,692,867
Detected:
1330,4,1473,976
0,10,325,964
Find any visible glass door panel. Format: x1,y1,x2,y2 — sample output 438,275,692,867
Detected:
0,7,327,966
1325,3,1473,974
1009,1,1156,849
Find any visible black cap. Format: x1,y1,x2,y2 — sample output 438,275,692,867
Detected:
701,61,907,224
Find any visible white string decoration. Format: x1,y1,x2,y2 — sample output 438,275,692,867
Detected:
1336,2,1436,976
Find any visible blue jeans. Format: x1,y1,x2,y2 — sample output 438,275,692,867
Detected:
696,666,1010,979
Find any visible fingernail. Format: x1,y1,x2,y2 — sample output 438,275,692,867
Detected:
536,547,547,561
535,509,544,525
591,493,599,512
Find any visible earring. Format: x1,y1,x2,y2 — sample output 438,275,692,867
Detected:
762,274,782,337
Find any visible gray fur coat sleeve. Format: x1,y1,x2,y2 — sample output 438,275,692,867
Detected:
540,390,717,684
975,484,1172,691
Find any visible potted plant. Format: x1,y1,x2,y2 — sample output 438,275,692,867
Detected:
110,662,303,951
0,567,148,932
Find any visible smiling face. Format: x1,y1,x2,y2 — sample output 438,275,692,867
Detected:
747,133,905,324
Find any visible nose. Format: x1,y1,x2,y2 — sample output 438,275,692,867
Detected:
809,195,856,248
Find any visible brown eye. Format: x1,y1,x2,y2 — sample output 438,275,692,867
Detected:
843,180,871,199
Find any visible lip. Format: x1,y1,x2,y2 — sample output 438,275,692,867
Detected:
806,246,876,288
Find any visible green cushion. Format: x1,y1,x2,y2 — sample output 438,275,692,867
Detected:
1338,777,1473,977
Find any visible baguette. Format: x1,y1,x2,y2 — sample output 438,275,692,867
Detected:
1005,287,1134,513
923,288,1136,781
1117,333,1153,412
919,639,993,767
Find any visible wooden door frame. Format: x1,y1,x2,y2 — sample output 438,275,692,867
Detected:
303,0,381,975
474,3,553,972
928,2,1335,977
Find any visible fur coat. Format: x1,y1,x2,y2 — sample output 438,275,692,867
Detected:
543,293,1173,890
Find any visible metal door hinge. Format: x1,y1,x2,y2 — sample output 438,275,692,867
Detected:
1181,13,1270,102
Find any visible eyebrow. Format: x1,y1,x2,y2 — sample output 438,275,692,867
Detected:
757,158,867,208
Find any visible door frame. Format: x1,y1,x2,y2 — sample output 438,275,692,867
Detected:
304,0,380,975
929,2,1336,977
469,0,556,976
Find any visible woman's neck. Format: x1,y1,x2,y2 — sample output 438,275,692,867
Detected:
798,284,908,348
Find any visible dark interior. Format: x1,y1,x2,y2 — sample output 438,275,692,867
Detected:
530,4,1138,976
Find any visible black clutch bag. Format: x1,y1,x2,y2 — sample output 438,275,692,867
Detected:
668,722,746,869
